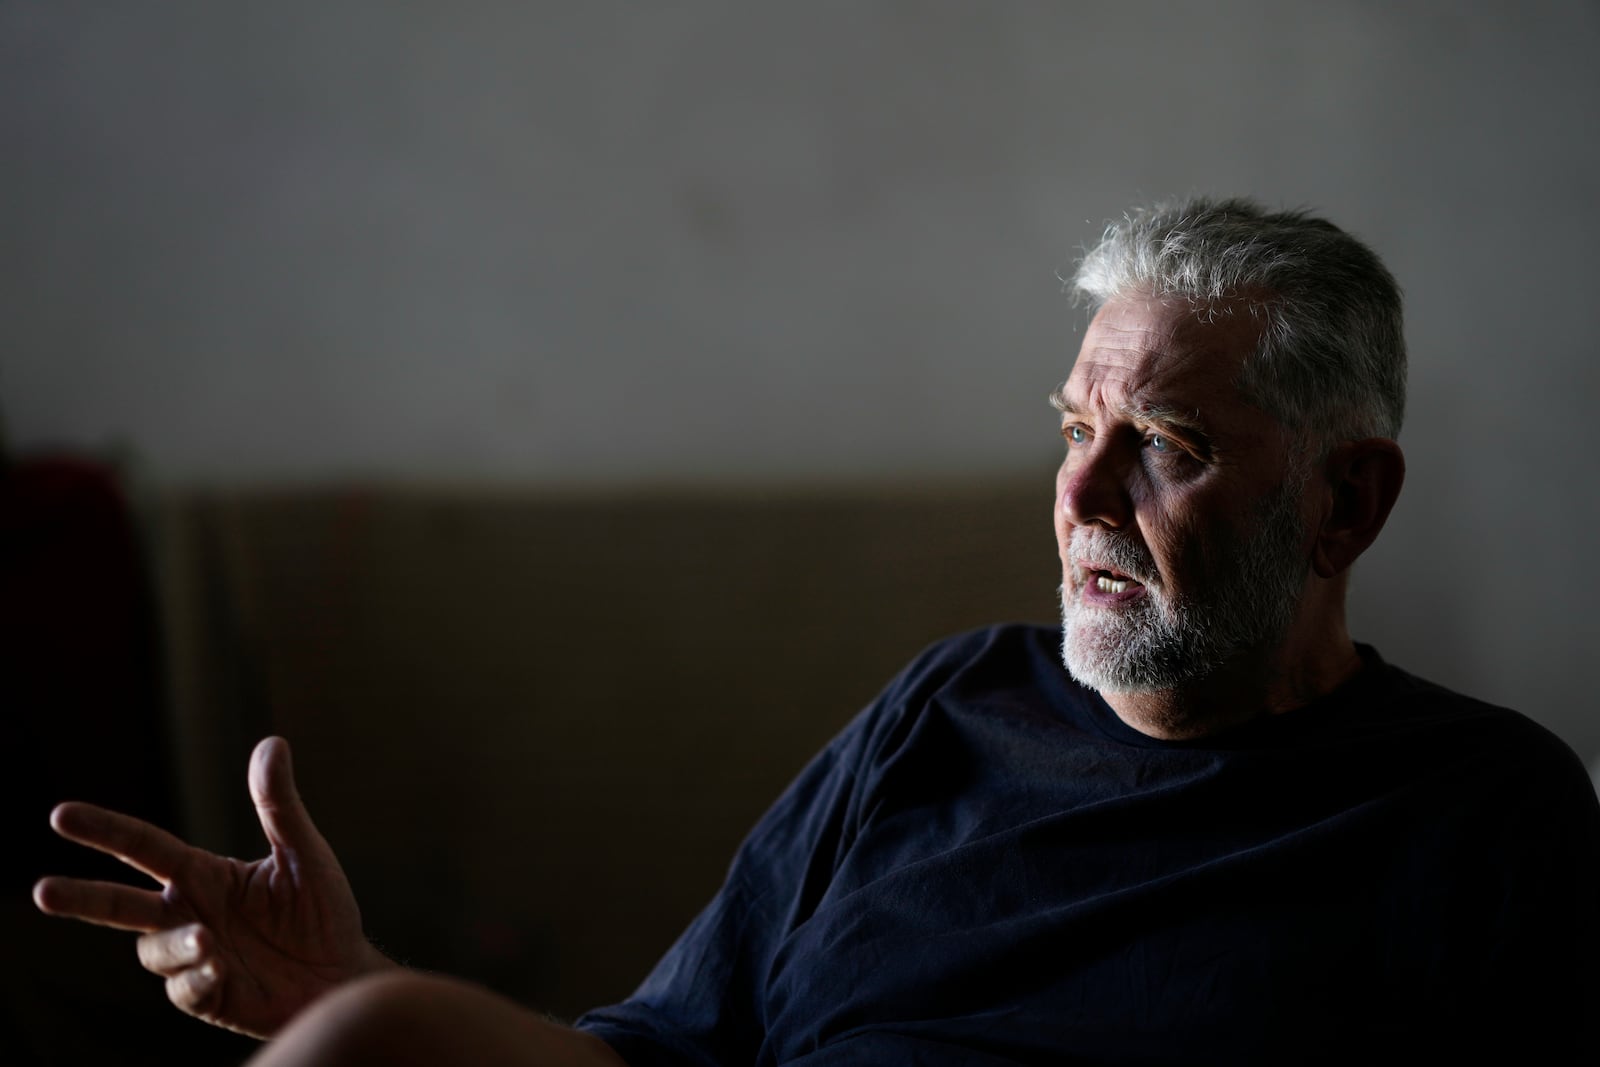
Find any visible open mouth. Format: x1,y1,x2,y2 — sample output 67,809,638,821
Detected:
1094,573,1137,594
1081,562,1145,595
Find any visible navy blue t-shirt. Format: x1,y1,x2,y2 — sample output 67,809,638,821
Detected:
578,625,1600,1064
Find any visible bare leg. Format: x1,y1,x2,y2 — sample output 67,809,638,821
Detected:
246,972,628,1067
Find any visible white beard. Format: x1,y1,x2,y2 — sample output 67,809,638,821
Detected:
1060,473,1310,693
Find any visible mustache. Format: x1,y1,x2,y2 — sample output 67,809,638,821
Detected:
1070,526,1159,588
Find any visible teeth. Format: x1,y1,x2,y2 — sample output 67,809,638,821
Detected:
1095,576,1130,594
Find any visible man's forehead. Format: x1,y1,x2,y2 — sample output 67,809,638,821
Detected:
1059,296,1261,415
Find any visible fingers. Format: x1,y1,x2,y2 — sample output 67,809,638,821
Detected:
137,923,210,976
143,926,226,1022
48,802,192,884
40,888,226,1023
249,736,331,861
33,875,170,931
166,958,223,1019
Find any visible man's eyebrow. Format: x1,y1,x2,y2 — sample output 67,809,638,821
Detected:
1046,386,1213,443
1122,401,1210,439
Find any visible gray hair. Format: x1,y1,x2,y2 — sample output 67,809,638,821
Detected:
1071,197,1406,446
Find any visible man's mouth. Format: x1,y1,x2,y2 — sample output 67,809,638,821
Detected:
1080,561,1146,596
1094,572,1137,594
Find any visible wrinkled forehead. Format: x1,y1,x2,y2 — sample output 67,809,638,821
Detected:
1063,295,1265,414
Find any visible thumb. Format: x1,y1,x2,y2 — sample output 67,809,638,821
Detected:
248,736,330,860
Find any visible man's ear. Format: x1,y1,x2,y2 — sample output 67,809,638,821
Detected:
1311,438,1406,579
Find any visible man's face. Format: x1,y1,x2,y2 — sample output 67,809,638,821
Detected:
1053,294,1313,693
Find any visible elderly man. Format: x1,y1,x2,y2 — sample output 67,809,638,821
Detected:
37,199,1600,1063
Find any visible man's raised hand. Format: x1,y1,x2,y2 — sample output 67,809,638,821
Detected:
33,736,394,1039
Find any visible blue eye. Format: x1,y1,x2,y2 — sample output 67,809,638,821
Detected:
1147,434,1171,453
1065,425,1088,445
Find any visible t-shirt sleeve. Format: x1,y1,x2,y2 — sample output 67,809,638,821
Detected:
572,699,882,1067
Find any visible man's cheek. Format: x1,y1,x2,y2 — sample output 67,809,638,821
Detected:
1138,519,1191,589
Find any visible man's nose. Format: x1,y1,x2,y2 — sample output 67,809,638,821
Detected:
1060,445,1133,529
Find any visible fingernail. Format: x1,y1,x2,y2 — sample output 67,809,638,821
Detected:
198,961,217,984
185,931,199,956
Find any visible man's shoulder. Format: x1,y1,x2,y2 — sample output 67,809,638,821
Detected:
900,622,1063,671
1355,649,1595,795
845,622,1093,746
1365,652,1562,737
878,623,1076,707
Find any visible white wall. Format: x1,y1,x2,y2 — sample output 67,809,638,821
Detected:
4,1,1597,760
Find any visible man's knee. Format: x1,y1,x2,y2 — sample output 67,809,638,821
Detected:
307,969,451,1036
249,972,623,1067
250,972,453,1065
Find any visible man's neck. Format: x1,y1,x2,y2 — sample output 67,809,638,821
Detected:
1102,627,1364,742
